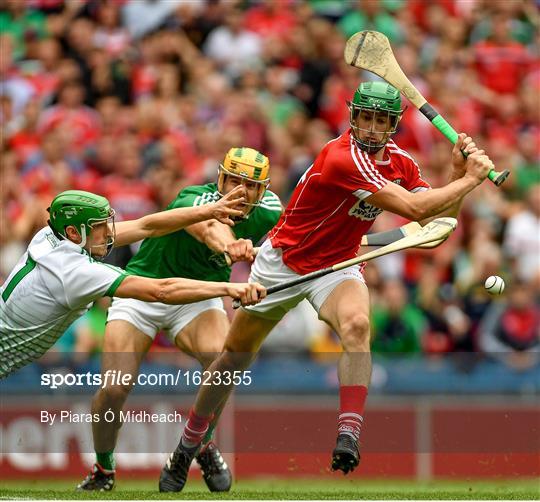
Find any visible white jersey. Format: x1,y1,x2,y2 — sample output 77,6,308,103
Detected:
0,227,127,378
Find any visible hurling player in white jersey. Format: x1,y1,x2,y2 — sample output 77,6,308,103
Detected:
0,189,266,379
158,81,495,492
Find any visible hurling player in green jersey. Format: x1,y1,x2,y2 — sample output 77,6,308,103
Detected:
81,148,282,492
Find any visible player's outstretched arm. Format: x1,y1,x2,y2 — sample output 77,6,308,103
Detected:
366,150,493,221
186,219,236,254
113,186,245,247
114,275,266,306
186,218,255,263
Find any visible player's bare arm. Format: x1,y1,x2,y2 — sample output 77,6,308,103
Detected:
366,150,493,221
418,133,481,225
187,219,233,251
113,186,245,247
186,220,255,263
114,275,266,306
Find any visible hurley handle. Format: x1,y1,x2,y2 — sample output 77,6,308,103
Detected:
420,105,509,186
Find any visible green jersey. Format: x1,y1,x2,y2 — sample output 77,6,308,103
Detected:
126,183,282,282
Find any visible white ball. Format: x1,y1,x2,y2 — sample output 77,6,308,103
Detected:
484,275,505,295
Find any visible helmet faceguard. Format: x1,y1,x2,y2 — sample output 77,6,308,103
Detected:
349,81,403,154
47,190,116,259
217,147,270,218
84,212,116,258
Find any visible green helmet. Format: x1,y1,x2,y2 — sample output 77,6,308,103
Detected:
47,190,115,256
348,81,403,153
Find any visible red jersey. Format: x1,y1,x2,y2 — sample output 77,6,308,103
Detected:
269,131,430,274
38,105,101,154
244,5,297,39
472,40,531,95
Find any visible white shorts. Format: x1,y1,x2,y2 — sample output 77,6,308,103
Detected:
107,297,226,341
245,240,365,321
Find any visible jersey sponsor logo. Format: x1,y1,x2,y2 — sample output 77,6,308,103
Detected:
348,178,403,221
348,199,383,221
208,252,228,268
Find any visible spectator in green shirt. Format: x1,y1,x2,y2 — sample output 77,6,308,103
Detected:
0,0,48,61
514,130,540,198
371,278,426,355
337,0,404,44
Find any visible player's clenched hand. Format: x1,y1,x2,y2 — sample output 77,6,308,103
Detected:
464,150,493,184
225,238,255,263
452,133,480,174
227,282,267,306
211,186,245,226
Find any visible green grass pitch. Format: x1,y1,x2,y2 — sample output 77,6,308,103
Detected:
1,478,539,500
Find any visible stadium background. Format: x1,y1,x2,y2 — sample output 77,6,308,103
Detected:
1,0,539,489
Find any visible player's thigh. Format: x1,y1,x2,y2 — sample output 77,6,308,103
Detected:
174,309,230,363
101,320,153,375
245,239,307,319
317,279,371,341
224,308,280,354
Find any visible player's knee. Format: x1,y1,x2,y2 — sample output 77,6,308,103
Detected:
339,314,370,351
224,335,260,354
219,349,256,371
99,382,132,405
199,346,222,370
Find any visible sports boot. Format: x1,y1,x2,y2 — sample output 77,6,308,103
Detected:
159,441,198,492
331,433,360,474
196,441,232,492
77,463,115,491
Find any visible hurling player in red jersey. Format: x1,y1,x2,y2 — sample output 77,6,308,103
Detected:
159,81,495,491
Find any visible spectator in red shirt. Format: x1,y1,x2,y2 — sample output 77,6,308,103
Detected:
7,98,42,165
26,37,62,104
0,151,44,282
244,0,297,40
479,279,539,371
96,134,157,222
38,79,101,154
471,11,531,97
21,128,84,194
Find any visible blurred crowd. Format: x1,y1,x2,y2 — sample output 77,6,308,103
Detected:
1,0,539,372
